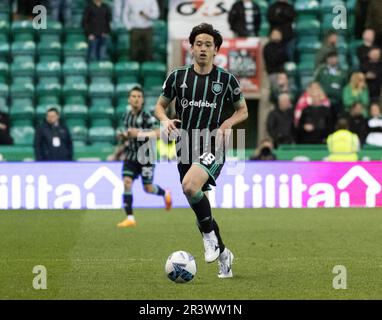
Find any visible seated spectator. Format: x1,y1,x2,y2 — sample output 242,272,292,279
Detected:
49,0,71,25
266,93,295,147
314,51,347,120
250,138,277,161
228,0,261,37
34,108,73,161
342,72,370,114
123,0,160,62
357,29,375,66
366,102,382,147
315,31,338,68
294,82,330,126
267,0,296,60
82,0,112,62
0,108,13,145
346,102,368,145
297,91,333,144
270,72,296,105
263,28,288,85
361,47,382,101
327,118,360,162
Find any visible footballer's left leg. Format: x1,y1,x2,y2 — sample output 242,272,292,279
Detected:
141,165,172,210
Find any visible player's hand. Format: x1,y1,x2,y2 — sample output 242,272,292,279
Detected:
117,131,128,141
217,120,233,150
127,128,140,138
163,119,181,138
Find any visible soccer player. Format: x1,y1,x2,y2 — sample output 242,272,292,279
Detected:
154,23,248,278
117,86,172,228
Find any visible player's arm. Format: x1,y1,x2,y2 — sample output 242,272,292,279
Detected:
127,127,160,139
221,99,248,130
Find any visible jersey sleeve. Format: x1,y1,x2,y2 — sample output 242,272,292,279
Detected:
143,112,159,130
160,70,177,102
228,75,244,107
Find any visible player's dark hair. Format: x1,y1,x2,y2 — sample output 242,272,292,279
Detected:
47,107,59,115
129,86,144,97
189,23,223,50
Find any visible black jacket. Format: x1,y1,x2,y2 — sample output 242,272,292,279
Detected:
347,113,368,145
228,1,261,37
266,108,295,146
263,41,288,74
267,1,296,41
361,60,382,99
0,111,13,145
297,105,333,144
34,121,73,161
82,1,112,37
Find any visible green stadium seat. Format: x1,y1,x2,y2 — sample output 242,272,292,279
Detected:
10,126,35,146
88,126,116,145
63,40,88,58
62,60,88,76
69,126,88,146
144,96,158,112
36,61,61,78
0,40,9,62
62,82,88,99
11,20,34,42
10,82,34,99
37,21,62,40
115,104,129,124
89,105,114,127
0,104,9,114
38,95,60,106
64,95,87,105
11,41,36,57
114,61,140,84
0,83,8,99
36,104,62,122
284,62,297,78
0,62,8,83
297,40,321,54
63,104,88,127
89,61,113,77
115,82,141,99
88,82,114,98
37,40,62,57
10,104,35,127
320,0,345,14
12,75,34,86
295,0,320,15
295,20,321,36
36,81,61,99
90,97,113,107
141,62,166,78
115,28,131,59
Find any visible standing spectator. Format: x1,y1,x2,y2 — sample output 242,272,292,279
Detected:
297,91,333,144
0,108,13,145
34,108,73,161
266,93,295,147
327,118,360,162
366,102,382,146
270,72,297,105
361,47,382,101
82,0,112,62
49,0,71,25
355,0,370,39
14,0,44,20
346,102,368,145
294,82,330,126
357,29,375,66
113,0,125,26
267,0,296,61
250,138,277,161
122,0,160,62
342,72,370,114
314,51,347,120
263,28,288,85
228,0,261,37
315,31,338,68
365,0,382,47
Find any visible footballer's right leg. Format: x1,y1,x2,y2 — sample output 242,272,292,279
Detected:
118,162,138,228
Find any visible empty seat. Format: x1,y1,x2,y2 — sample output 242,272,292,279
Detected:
88,82,114,98
88,126,116,145
10,126,35,146
10,104,35,127
89,105,114,127
36,61,61,77
11,41,36,57
69,126,88,146
11,20,34,42
114,61,140,84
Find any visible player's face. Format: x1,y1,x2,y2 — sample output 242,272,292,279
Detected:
191,34,217,67
46,111,59,125
128,90,144,111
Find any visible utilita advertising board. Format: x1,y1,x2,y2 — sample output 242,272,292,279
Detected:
1,162,382,210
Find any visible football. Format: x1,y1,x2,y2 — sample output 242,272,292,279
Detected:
165,251,197,283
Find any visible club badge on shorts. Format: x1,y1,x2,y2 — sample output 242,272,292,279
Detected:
211,81,223,95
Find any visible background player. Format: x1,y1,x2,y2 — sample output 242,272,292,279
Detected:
154,23,248,278
116,86,172,228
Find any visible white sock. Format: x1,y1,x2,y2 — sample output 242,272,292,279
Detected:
127,215,135,221
219,248,229,259
202,230,217,240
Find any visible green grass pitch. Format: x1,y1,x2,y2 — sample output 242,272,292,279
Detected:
1,208,382,299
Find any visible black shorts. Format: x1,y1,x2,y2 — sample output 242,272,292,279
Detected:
122,161,155,185
177,151,224,192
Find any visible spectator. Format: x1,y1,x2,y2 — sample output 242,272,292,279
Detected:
270,72,296,105
82,0,112,62
34,108,73,161
0,109,13,145
267,0,296,60
250,138,277,161
315,31,338,68
365,0,382,47
49,0,71,25
122,0,160,62
297,91,333,144
228,0,261,37
314,51,347,120
266,93,295,147
327,118,360,162
366,102,382,146
342,72,370,114
14,0,44,20
357,29,375,66
113,0,125,26
361,47,382,101
346,102,368,145
355,0,370,39
294,82,330,126
263,28,288,85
